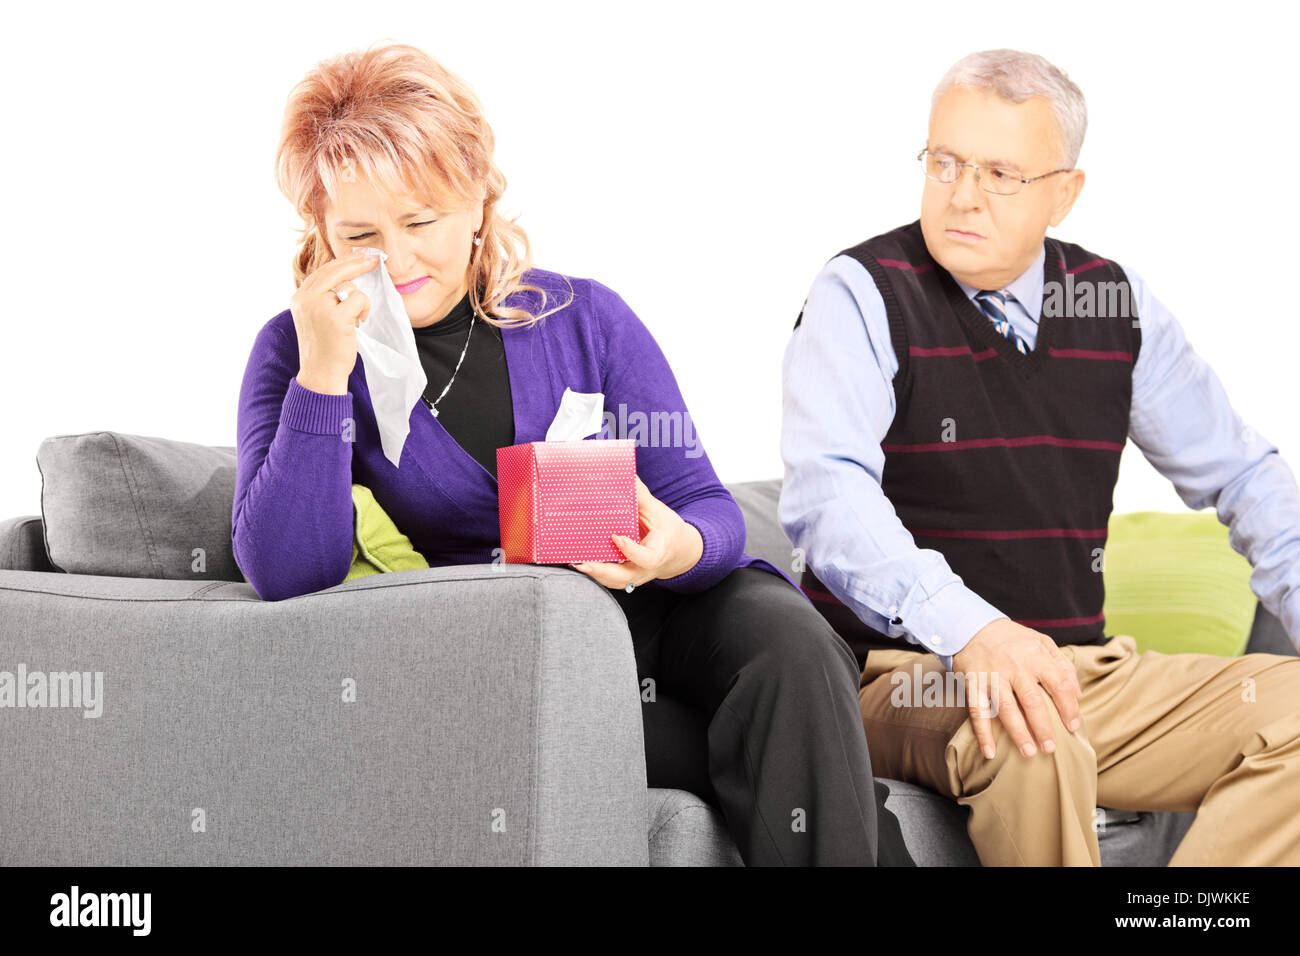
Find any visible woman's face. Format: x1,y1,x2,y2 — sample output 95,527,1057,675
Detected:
321,174,484,328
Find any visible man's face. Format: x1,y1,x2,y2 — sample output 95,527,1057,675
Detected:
919,84,1084,290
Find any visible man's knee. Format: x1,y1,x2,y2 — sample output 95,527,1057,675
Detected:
947,696,1097,797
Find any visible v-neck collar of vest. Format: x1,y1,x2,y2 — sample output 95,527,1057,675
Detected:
935,238,1063,380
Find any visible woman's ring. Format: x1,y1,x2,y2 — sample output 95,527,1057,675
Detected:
332,287,349,302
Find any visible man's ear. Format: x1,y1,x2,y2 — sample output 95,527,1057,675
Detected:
1048,168,1086,227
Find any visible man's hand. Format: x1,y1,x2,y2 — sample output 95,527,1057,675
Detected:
951,618,1084,760
567,476,704,589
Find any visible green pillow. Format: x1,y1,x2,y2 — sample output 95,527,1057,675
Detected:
1102,511,1256,657
344,484,429,581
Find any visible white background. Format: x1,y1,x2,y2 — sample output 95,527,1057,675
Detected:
2,0,1296,522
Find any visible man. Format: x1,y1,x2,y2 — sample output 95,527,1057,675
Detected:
779,48,1300,865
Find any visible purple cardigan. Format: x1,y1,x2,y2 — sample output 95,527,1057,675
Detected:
233,267,799,602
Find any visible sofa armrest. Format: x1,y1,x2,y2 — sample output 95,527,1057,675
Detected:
0,515,57,573
0,563,649,865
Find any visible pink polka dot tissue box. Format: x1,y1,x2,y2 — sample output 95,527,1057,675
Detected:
496,438,642,564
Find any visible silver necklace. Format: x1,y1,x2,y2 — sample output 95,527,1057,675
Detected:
421,313,475,418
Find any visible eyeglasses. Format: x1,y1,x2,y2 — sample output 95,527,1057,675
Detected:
917,148,1070,196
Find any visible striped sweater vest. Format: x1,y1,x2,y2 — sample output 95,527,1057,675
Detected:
795,219,1141,668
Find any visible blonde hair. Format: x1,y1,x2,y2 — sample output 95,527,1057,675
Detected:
274,41,572,329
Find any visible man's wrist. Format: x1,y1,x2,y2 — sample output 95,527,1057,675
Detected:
893,580,1006,663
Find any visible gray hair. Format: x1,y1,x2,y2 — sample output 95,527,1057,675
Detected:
932,49,1087,169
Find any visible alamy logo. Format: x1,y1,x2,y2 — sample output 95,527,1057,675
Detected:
0,665,104,718
50,886,151,936
1042,273,1135,322
601,403,701,458
889,662,1000,715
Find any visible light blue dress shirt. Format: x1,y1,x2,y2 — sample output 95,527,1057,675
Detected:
779,241,1300,669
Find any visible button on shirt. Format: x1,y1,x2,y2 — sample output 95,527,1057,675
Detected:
779,243,1300,669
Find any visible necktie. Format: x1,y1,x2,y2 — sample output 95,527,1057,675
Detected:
974,289,1029,354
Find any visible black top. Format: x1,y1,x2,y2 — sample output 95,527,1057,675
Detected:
411,290,515,480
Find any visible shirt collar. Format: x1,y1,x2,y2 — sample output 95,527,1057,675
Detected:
951,243,1046,322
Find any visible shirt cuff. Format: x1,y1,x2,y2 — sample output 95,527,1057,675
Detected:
281,376,355,436
888,578,1007,669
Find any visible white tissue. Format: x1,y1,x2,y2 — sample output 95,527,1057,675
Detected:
545,387,606,441
350,249,428,468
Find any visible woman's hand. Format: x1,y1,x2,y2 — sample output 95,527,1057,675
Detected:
568,476,704,589
290,250,379,394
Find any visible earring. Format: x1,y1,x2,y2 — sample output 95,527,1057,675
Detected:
473,233,482,247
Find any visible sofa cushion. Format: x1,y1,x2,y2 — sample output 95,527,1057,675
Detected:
1102,510,1257,656
1244,605,1297,656
647,789,743,866
882,779,1195,866
647,777,1195,866
1096,808,1196,866
880,779,981,866
727,478,795,573
0,515,57,572
36,432,244,582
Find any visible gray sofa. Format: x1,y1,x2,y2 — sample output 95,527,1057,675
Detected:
1,432,1292,865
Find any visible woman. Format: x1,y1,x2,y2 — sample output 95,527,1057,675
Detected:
233,41,907,866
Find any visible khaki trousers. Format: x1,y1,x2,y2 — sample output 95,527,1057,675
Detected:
858,635,1300,865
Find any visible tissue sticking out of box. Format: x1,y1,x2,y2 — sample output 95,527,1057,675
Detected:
545,387,605,441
